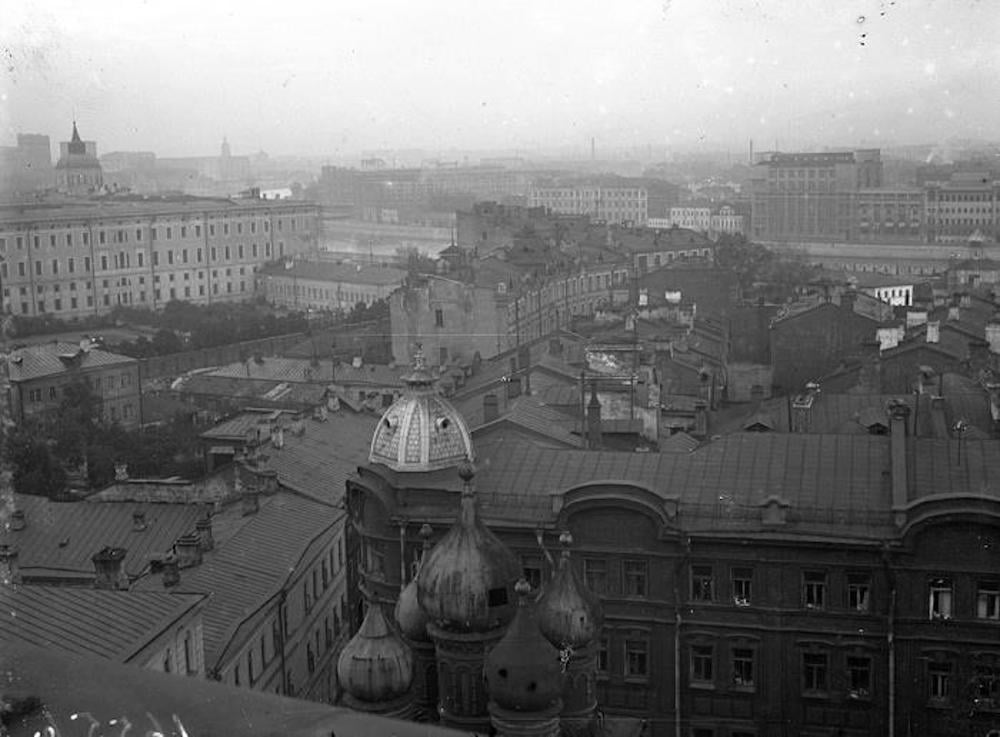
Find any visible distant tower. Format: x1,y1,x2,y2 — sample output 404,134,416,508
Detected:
221,137,231,159
415,461,521,732
336,594,416,718
484,579,564,737
55,122,103,195
537,532,604,732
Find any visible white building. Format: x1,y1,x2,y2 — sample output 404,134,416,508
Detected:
529,185,647,225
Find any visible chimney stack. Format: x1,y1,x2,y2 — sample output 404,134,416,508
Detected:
92,546,128,590
242,487,260,516
175,533,203,568
483,393,499,423
196,515,214,552
587,384,603,450
888,400,911,513
693,399,709,439
0,544,20,585
985,316,1000,354
162,554,180,588
10,509,25,531
926,320,940,344
132,511,148,532
259,469,279,495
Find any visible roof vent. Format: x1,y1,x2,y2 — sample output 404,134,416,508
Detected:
10,509,25,531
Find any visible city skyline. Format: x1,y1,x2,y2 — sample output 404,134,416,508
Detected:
2,0,998,159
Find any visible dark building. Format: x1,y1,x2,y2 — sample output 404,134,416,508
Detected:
346,354,1000,737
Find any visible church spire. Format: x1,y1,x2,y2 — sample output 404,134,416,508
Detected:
68,121,85,155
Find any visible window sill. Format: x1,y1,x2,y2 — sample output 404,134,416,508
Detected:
801,691,830,700
623,676,649,685
926,699,952,710
730,684,755,693
689,682,716,691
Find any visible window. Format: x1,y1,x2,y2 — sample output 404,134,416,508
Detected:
731,647,755,689
929,578,953,620
623,559,647,597
974,661,1000,706
732,568,752,606
847,656,871,699
978,581,1000,620
804,571,827,609
803,652,828,694
163,649,173,674
691,644,714,685
691,565,714,602
183,632,192,675
928,660,952,702
597,637,609,674
521,555,542,590
624,639,648,678
848,573,871,612
434,308,444,328
583,558,607,594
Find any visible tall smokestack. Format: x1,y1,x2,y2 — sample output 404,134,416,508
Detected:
591,137,595,161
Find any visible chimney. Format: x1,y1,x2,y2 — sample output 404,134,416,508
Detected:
841,289,858,312
693,399,709,439
0,544,20,585
10,509,25,532
162,554,180,588
986,317,1000,354
926,320,940,343
947,306,960,322
242,487,260,516
791,382,820,433
196,515,214,552
92,546,128,590
587,384,603,450
259,469,279,495
888,400,911,513
518,345,532,395
175,533,203,568
483,393,499,423
970,338,991,373
132,511,148,532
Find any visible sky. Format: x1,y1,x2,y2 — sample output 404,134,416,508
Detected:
0,0,997,159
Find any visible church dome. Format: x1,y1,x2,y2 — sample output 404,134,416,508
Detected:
416,463,521,633
484,579,564,712
336,600,413,702
537,532,603,649
369,350,474,472
395,524,433,642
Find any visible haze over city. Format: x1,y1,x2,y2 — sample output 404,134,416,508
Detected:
2,0,998,159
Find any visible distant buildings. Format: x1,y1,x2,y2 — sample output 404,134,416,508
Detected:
529,183,648,225
647,203,745,237
925,172,1000,243
7,339,141,428
0,194,319,318
0,133,54,195
257,260,406,313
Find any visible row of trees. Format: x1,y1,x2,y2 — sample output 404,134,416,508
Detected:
6,381,202,498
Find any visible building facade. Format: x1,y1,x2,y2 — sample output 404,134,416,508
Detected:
7,340,142,427
0,195,319,318
924,173,1000,244
529,185,648,226
55,123,103,195
258,260,406,313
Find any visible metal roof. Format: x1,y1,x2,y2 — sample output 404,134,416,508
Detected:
2,495,205,582
0,585,203,662
7,342,136,382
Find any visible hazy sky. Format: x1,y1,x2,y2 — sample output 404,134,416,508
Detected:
1,0,997,158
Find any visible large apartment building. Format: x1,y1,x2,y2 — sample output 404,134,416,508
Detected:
529,184,648,225
0,195,319,318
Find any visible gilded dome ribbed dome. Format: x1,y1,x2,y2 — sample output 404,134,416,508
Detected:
369,349,474,472
336,600,413,702
416,463,521,633
536,532,603,649
484,580,564,712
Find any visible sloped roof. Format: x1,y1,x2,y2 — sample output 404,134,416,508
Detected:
133,492,341,668
2,495,205,582
0,585,203,662
659,431,700,453
8,342,136,382
468,394,583,448
208,357,336,383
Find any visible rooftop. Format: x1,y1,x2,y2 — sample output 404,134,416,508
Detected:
258,260,407,286
0,585,203,662
8,341,135,382
2,495,205,582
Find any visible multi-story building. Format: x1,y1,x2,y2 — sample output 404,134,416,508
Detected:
55,122,103,195
648,205,745,237
924,172,1000,243
0,133,54,195
529,184,648,226
7,339,142,427
855,188,925,242
749,149,882,241
0,194,319,318
258,260,406,313
347,365,1000,737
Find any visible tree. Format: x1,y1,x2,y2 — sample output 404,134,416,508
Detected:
6,423,66,498
396,247,438,275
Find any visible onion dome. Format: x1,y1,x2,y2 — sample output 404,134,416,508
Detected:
416,462,521,633
369,348,474,472
395,524,433,642
537,532,603,649
336,600,413,703
484,580,564,712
